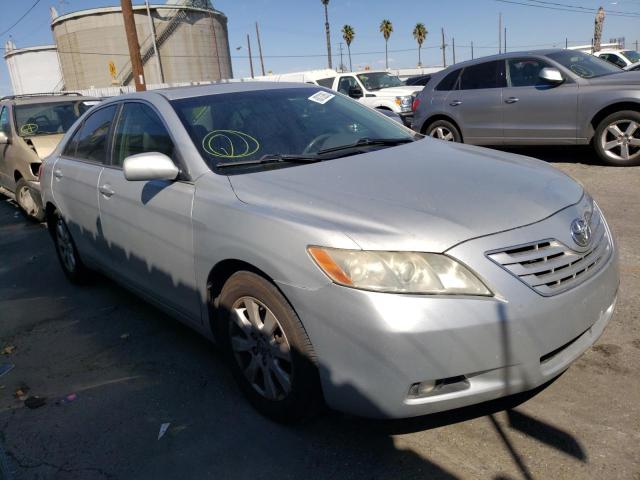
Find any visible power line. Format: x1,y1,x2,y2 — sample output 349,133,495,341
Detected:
493,0,640,17
526,0,640,16
0,0,42,37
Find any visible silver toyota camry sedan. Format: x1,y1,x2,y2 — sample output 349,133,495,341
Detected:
40,83,619,422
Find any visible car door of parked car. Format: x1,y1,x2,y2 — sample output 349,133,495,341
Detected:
0,105,13,189
445,60,505,144
53,104,118,262
501,57,579,144
97,101,200,323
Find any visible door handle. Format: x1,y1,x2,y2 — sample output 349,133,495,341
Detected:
99,184,115,198
505,97,519,104
449,100,463,106
54,169,63,179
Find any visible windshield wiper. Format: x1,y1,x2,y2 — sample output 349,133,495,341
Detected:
216,153,322,169
317,137,415,155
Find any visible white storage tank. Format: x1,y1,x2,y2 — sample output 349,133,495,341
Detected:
4,42,64,95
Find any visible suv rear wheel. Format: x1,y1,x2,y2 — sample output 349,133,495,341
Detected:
425,119,462,143
594,110,640,166
15,178,44,222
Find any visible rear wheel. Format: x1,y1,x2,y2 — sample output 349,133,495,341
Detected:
51,210,91,284
594,110,640,166
15,178,44,222
425,119,462,142
218,271,322,422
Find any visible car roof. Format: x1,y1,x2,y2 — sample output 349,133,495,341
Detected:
437,48,567,71
0,94,100,106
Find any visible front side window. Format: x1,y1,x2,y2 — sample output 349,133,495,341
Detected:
337,76,359,95
435,69,461,91
356,72,404,91
316,77,335,88
507,58,552,87
460,61,505,90
171,87,414,172
0,107,10,136
112,103,174,167
547,50,621,78
621,50,640,63
73,105,118,163
600,53,626,68
14,100,98,137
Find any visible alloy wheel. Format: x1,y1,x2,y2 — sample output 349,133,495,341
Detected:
55,217,76,273
430,126,455,141
600,119,640,162
229,296,293,400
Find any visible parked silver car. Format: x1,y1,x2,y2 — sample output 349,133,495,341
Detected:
41,83,619,421
412,49,640,166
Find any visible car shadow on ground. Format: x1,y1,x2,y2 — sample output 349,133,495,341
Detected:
0,192,587,480
495,145,602,165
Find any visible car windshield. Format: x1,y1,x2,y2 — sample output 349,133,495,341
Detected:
622,50,640,63
546,50,622,78
356,72,404,91
14,100,98,137
170,87,414,172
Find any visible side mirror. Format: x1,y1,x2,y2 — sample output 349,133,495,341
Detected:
539,67,564,84
348,86,363,99
123,152,179,181
0,132,10,145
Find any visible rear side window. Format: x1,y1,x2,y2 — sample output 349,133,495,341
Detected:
435,69,461,91
0,106,10,135
460,61,505,90
112,103,174,167
316,77,335,88
72,105,118,163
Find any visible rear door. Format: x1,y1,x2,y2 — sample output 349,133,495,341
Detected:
52,104,118,263
97,101,199,322
501,57,579,143
0,106,13,189
445,60,505,144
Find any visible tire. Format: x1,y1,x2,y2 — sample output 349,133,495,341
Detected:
594,110,640,166
15,178,45,222
425,119,462,142
51,210,91,284
218,271,322,423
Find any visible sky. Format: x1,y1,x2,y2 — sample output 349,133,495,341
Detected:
1,0,640,94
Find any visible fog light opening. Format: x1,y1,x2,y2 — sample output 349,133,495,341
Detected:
407,375,470,399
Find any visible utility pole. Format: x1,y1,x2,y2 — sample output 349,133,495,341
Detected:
144,0,164,84
452,37,456,64
255,22,265,76
636,40,639,51
498,13,502,54
441,28,447,68
566,37,568,49
246,34,254,78
471,40,474,59
121,0,145,91
338,42,344,72
504,27,507,53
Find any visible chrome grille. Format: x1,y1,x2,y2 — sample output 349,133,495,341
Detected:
486,208,612,296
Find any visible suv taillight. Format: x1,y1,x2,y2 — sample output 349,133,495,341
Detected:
412,97,421,112
37,163,44,178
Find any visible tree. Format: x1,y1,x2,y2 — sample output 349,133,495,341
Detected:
342,24,355,71
321,0,332,68
593,7,605,52
379,19,393,69
412,23,428,67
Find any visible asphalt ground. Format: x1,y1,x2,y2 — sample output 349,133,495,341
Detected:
0,146,638,480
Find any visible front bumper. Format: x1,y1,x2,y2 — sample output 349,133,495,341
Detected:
277,204,619,419
399,111,413,126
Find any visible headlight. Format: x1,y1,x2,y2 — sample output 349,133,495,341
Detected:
395,95,413,111
308,247,492,295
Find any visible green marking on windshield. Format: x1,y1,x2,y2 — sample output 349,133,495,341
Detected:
202,130,260,158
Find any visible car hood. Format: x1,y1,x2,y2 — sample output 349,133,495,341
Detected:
373,85,422,97
24,134,65,159
586,71,640,86
229,140,583,252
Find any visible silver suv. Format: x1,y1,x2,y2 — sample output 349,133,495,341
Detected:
0,93,100,220
412,49,640,166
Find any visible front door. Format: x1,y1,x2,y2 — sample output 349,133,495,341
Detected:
502,57,579,143
0,106,12,189
97,102,199,322
445,60,505,145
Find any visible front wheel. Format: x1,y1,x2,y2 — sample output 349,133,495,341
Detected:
218,271,322,422
594,110,640,166
425,119,462,143
15,178,44,222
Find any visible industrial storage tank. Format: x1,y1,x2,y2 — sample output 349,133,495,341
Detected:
4,42,64,94
51,0,233,90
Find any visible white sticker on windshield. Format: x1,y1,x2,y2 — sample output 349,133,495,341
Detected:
308,91,335,104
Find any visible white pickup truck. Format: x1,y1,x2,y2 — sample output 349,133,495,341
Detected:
315,71,422,126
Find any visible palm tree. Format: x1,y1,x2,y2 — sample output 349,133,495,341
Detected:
321,0,332,68
342,25,355,71
413,23,428,67
380,19,393,69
